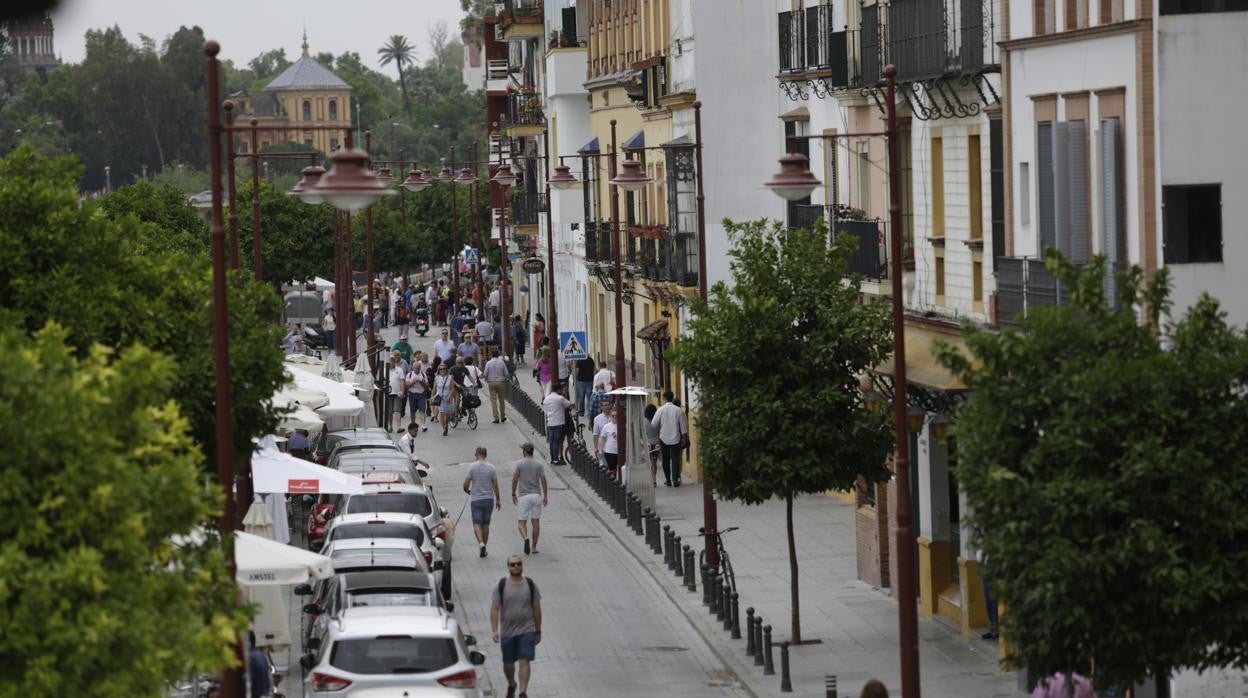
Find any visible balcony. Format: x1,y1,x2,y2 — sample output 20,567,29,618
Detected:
584,221,598,263
499,0,545,42
777,5,856,91
486,59,510,94
834,219,888,280
503,90,545,137
511,191,545,231
857,0,1000,86
995,257,1067,325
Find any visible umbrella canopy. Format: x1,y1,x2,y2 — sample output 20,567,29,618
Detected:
234,531,334,586
242,500,293,651
284,363,364,418
252,450,365,496
312,276,335,291
352,352,377,428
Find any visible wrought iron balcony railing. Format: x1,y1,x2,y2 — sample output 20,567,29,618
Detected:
995,256,1067,325
504,90,545,130
584,221,598,263
856,0,1000,85
778,5,855,89
511,191,544,227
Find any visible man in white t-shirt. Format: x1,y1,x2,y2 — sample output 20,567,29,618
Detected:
651,390,688,487
541,382,573,465
597,405,620,478
592,400,613,467
433,328,456,364
592,366,615,393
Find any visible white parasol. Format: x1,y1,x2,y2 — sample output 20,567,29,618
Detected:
251,449,365,496
352,352,377,428
234,531,334,586
242,500,292,651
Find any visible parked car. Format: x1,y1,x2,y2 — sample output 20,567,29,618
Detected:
301,606,485,697
344,483,448,542
335,453,427,484
325,513,444,572
311,427,393,464
304,569,450,651
299,538,431,646
326,440,403,467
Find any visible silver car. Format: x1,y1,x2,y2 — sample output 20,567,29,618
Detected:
325,513,444,574
301,607,486,697
343,483,448,544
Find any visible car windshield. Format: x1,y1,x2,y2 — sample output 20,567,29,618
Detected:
329,523,424,547
329,550,417,568
347,591,434,608
329,636,457,674
347,493,432,517
341,467,418,485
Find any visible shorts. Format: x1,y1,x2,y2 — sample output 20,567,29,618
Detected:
516,493,543,521
470,498,494,525
407,392,428,414
388,393,405,415
500,632,537,664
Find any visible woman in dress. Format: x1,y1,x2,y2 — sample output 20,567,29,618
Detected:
536,347,553,396
597,403,620,479
433,363,456,436
532,312,546,363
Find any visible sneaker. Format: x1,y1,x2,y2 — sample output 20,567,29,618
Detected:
479,545,487,558
422,425,429,432
981,631,999,640
523,539,531,555
664,481,672,487
501,416,507,422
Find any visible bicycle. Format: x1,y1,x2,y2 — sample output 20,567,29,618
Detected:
698,525,739,594
562,411,586,465
449,394,479,430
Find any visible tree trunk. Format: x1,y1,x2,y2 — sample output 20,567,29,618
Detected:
397,63,412,118
787,492,802,644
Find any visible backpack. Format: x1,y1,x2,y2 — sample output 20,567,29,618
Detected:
497,577,538,611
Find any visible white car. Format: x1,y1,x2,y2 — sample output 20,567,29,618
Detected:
344,483,448,544
325,513,444,573
301,607,486,697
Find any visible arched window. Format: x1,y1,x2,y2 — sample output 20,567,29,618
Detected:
302,100,312,121
328,99,338,121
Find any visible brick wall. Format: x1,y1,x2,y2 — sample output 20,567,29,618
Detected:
855,473,893,590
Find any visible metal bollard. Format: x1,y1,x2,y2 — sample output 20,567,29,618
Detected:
780,642,792,692
663,526,673,567
722,581,733,630
712,573,724,620
825,675,837,698
753,616,765,666
684,547,696,591
617,482,628,519
701,565,711,605
643,509,654,546
744,607,756,655
632,496,644,535
625,494,635,529
731,592,741,639
673,535,684,577
651,514,663,554
763,624,775,676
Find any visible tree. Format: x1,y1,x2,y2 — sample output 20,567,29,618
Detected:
935,251,1248,692
100,179,209,256
428,21,451,70
377,35,415,118
668,219,895,643
0,324,245,695
236,180,335,286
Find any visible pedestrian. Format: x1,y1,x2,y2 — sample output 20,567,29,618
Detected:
434,327,456,364
449,356,469,417
597,403,620,479
433,363,456,436
511,442,548,555
541,382,573,465
652,390,688,487
463,446,501,557
592,399,613,468
488,284,500,322
322,310,335,352
535,348,553,396
574,356,595,418
644,403,661,486
246,631,272,698
439,505,457,602
393,333,414,364
483,347,510,424
477,316,495,350
532,312,546,363
387,352,406,433
463,355,484,419
397,422,433,474
511,315,527,365
405,359,429,432
979,549,999,640
395,300,410,331
1031,673,1095,698
458,330,482,365
592,362,616,393
490,555,542,698
859,679,889,698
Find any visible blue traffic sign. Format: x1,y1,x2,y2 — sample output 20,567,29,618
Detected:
560,331,588,360
463,247,480,265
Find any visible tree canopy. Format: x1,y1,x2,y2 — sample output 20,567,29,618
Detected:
936,252,1248,689
669,218,895,643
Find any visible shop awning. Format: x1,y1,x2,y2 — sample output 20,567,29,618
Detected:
623,130,645,152
872,325,973,392
578,137,600,154
636,319,669,341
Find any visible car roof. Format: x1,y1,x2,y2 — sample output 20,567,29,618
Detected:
334,607,457,639
333,441,400,452
342,570,436,591
331,512,424,526
336,450,408,463
324,537,418,552
327,427,393,439
360,482,429,495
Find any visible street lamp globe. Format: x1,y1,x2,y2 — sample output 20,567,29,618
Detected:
764,152,821,201
547,163,578,190
401,167,430,192
289,164,327,204
491,164,518,189
454,166,476,186
610,158,651,192
375,166,395,184
308,147,394,212
436,162,455,183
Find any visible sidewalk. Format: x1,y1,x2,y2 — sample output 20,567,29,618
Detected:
505,366,1021,698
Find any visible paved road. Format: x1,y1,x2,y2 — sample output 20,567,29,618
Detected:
325,322,749,697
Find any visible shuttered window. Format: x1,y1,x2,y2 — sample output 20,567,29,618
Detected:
935,252,946,302
931,137,945,236
1047,121,1090,264
1100,118,1124,304
1036,123,1056,254
969,135,983,239
1163,184,1223,264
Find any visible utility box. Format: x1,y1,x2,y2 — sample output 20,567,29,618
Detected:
609,387,655,511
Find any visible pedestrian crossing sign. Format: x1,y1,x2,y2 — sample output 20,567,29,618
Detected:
560,331,588,360
463,247,480,265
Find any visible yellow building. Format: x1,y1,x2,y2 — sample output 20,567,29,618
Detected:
231,36,352,155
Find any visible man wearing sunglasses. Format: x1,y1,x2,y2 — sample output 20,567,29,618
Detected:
491,556,542,698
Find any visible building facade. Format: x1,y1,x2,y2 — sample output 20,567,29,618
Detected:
5,12,60,71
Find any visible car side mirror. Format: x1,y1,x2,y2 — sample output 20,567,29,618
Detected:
416,468,429,479
462,634,477,646
307,637,321,651
432,560,444,571
469,651,486,666
294,584,313,596
433,538,445,550
300,654,316,671
439,506,449,517
302,603,320,614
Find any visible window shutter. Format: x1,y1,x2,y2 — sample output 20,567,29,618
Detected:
1037,123,1056,255
1100,118,1122,305
1052,121,1071,259
1066,121,1090,264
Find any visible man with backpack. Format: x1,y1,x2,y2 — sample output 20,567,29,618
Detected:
490,555,542,698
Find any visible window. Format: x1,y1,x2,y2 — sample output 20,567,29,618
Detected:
968,134,983,239
934,251,946,303
329,99,338,120
1034,0,1057,33
1053,120,1090,264
1019,162,1031,225
302,100,312,121
1037,123,1056,253
856,141,870,211
824,129,841,206
973,259,984,305
1100,0,1125,22
1161,0,1248,13
1100,117,1125,301
1163,184,1222,263
931,137,944,236
1065,0,1089,29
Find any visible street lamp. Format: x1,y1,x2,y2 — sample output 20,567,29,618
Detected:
492,163,517,358
762,64,919,697
401,167,430,193
456,149,483,321
308,146,394,212
289,164,326,204
547,163,577,190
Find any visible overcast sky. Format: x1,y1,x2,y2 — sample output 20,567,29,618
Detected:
50,0,467,77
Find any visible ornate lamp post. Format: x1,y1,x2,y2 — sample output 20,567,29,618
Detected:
492,163,518,359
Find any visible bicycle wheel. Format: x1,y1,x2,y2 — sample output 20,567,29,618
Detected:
721,551,736,593
449,407,461,429
468,409,478,430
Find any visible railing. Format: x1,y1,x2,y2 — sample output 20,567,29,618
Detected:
995,257,1066,325
834,219,888,280
889,0,946,81
501,0,543,20
636,237,660,281
854,0,1000,85
505,91,545,129
512,191,544,227
788,203,825,232
960,0,999,72
585,222,599,263
778,6,854,88
505,380,546,436
861,4,883,86
487,59,509,81
669,233,698,288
